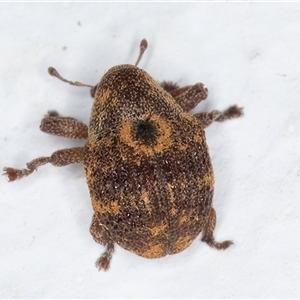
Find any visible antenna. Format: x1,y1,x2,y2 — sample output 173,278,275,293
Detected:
48,67,93,88
135,39,148,66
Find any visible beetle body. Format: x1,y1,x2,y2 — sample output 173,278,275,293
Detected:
4,39,243,271
85,65,213,258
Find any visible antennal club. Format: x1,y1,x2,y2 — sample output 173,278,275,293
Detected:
135,39,148,66
48,67,93,88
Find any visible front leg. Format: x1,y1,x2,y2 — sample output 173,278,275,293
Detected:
160,81,208,112
4,111,87,181
40,111,88,139
3,147,84,181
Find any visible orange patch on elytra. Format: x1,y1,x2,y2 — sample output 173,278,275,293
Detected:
167,183,178,216
178,143,188,152
141,190,150,203
173,235,193,254
179,215,188,224
197,172,214,191
119,119,154,157
167,183,175,203
92,199,121,215
149,224,167,236
151,114,172,154
170,207,178,216
141,190,152,211
140,243,166,258
193,132,204,145
94,88,111,106
119,113,173,156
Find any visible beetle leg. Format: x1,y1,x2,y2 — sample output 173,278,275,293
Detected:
40,111,88,139
194,105,244,128
90,212,115,271
3,147,84,181
94,241,115,272
160,81,180,93
172,83,208,111
161,81,208,112
201,208,233,250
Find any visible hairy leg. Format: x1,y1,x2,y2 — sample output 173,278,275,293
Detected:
194,105,244,128
40,111,88,139
160,81,208,112
90,212,115,271
201,208,233,250
3,147,84,181
160,81,180,93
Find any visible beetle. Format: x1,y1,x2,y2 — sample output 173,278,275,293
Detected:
4,39,243,271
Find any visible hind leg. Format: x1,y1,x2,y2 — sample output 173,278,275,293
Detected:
90,212,115,271
202,208,233,250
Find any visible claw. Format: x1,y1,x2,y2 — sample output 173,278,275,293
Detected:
3,167,19,182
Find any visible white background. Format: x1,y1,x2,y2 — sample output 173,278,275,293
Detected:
1,2,299,298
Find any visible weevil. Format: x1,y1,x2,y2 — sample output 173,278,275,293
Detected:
4,39,243,271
